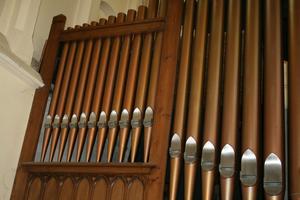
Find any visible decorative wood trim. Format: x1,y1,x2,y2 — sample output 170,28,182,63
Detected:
60,17,165,41
22,162,156,175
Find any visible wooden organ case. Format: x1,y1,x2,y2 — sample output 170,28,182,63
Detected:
10,0,300,200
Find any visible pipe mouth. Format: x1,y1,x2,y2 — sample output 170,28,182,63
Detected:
184,137,197,164
219,144,235,178
169,133,181,158
201,141,215,171
240,149,257,186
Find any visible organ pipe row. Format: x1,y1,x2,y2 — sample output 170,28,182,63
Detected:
36,0,300,199
168,0,286,199
39,5,163,164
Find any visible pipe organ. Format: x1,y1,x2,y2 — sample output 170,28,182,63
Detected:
11,0,300,199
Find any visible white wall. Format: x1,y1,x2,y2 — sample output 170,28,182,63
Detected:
0,36,43,199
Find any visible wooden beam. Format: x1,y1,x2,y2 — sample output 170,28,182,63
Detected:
22,162,156,175
60,18,165,41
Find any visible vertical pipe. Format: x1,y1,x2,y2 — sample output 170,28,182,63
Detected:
201,0,225,199
182,0,209,199
143,0,167,163
106,10,135,162
288,1,300,199
40,42,69,161
240,0,260,199
130,4,158,163
49,25,85,161
57,23,94,162
75,19,106,162
167,0,195,198
94,13,126,162
78,16,115,162
117,6,146,162
264,0,284,199
219,0,241,199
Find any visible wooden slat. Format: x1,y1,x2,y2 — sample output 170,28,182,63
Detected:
60,18,165,41
22,162,156,175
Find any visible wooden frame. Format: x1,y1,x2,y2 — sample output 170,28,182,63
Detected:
11,1,183,199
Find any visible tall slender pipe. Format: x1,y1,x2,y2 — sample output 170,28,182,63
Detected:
288,1,300,199
263,0,284,199
73,19,106,162
219,0,241,199
181,0,209,199
240,0,260,199
57,23,94,162
130,3,159,163
106,11,135,162
167,0,195,198
201,0,225,199
49,25,85,161
143,0,167,163
40,42,69,161
94,13,125,162
81,16,115,162
117,6,146,162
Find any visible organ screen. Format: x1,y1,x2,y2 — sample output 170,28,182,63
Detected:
11,0,300,200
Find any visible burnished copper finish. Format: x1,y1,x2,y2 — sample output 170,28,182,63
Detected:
94,13,126,162
264,0,284,199
219,0,241,199
201,0,224,199
289,0,300,199
167,0,195,197
57,23,94,162
106,10,135,162
46,39,77,161
117,6,146,162
180,0,209,199
241,0,260,198
130,4,156,163
40,42,69,161
143,0,167,163
83,17,115,162
49,25,85,162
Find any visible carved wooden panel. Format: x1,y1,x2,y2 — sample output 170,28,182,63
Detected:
25,174,148,200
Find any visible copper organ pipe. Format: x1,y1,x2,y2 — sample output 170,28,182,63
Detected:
49,25,85,162
240,0,260,199
40,42,70,161
94,13,126,162
130,3,158,163
117,6,146,162
57,23,94,162
201,0,224,199
288,1,300,199
167,0,195,198
73,19,106,162
263,0,284,199
106,10,135,162
219,0,241,199
143,0,167,163
79,16,115,162
182,0,209,199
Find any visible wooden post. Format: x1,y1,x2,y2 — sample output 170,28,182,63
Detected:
147,0,183,199
11,15,66,199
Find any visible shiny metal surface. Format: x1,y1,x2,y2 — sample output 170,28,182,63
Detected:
143,106,153,127
131,108,142,128
240,149,257,186
97,111,107,128
264,153,283,195
219,144,235,178
61,114,69,128
69,114,77,129
78,113,87,128
52,115,60,128
201,141,215,171
44,115,52,128
184,137,197,164
108,110,118,128
169,133,181,158
87,112,96,128
119,109,129,128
